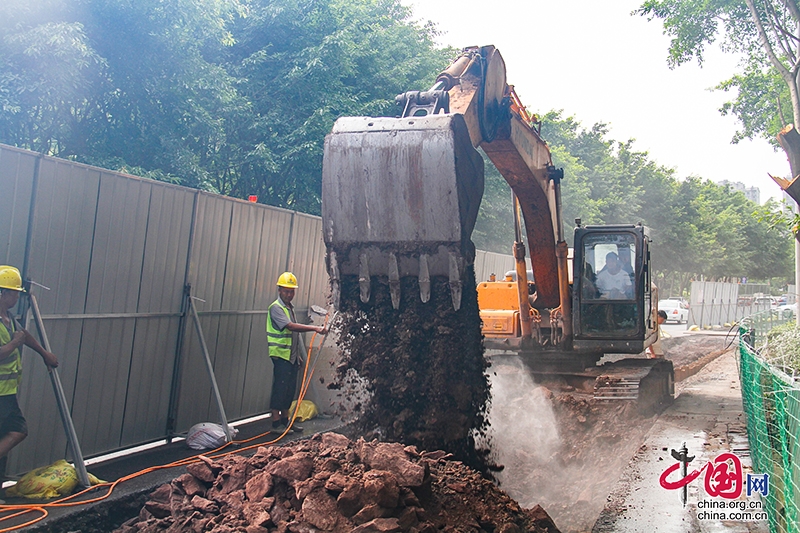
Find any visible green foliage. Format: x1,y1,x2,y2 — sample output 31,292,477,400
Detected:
637,0,798,147
716,61,790,146
765,321,800,374
0,0,793,286
472,156,513,254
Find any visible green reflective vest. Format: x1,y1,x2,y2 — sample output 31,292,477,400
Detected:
267,300,292,361
0,317,22,396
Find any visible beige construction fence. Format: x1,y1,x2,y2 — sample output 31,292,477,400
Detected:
0,144,515,475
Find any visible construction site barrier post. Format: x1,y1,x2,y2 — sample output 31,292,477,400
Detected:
187,289,232,443
27,293,91,488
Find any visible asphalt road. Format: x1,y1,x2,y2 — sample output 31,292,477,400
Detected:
593,350,769,533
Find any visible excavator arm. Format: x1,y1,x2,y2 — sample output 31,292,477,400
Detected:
323,46,567,319
396,46,571,336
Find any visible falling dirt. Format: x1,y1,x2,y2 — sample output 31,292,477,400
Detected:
331,267,492,474
114,433,561,533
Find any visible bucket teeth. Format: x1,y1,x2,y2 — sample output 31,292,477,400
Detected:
359,252,370,303
419,254,430,303
449,252,462,311
388,253,401,309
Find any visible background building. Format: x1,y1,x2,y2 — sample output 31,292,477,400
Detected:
719,180,761,204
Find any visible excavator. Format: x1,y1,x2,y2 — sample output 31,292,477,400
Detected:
321,45,673,412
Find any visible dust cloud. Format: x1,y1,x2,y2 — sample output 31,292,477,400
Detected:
486,355,561,466
484,355,656,533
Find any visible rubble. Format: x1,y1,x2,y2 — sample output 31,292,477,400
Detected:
115,433,560,533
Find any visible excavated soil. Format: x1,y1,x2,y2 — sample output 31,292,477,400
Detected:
331,269,492,474
114,433,561,533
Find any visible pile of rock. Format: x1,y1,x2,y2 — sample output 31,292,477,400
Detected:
115,432,560,533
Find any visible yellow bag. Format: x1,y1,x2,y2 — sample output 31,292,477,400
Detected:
289,399,318,422
6,459,105,499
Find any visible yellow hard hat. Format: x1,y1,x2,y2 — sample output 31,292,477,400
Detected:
277,272,298,288
0,266,25,292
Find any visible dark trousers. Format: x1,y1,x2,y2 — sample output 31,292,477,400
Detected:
269,357,299,414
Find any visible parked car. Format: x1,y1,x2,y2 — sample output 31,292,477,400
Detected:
753,296,778,309
665,296,689,309
777,302,797,319
658,299,689,324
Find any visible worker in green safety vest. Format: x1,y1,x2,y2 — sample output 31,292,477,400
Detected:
267,272,327,433
0,266,58,489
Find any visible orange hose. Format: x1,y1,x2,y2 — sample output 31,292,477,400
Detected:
0,312,333,532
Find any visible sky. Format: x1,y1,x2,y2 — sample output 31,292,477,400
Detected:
400,0,790,203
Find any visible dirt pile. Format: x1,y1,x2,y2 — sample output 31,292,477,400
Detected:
331,268,491,473
115,433,560,533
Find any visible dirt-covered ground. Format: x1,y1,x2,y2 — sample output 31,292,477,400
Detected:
115,433,561,533
113,277,730,533
327,271,732,533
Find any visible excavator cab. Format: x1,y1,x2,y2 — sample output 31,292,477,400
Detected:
572,224,657,353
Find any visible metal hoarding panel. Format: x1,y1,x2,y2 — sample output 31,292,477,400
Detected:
0,145,35,266
175,194,233,432
186,193,232,310
24,157,99,315
286,213,328,312
121,317,182,445
211,314,256,419
210,202,266,418
239,314,272,417
120,183,194,446
222,202,265,311
474,250,514,283
136,183,195,313
251,207,292,310
84,172,151,314
71,317,137,454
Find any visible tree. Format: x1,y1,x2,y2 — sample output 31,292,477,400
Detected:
637,0,800,178
227,0,454,213
0,1,107,154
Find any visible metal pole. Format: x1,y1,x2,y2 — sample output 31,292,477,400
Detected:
795,238,799,328
188,295,232,443
27,294,91,488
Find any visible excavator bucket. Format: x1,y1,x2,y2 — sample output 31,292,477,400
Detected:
322,114,484,310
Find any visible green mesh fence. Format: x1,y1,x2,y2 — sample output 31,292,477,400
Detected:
739,315,800,533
